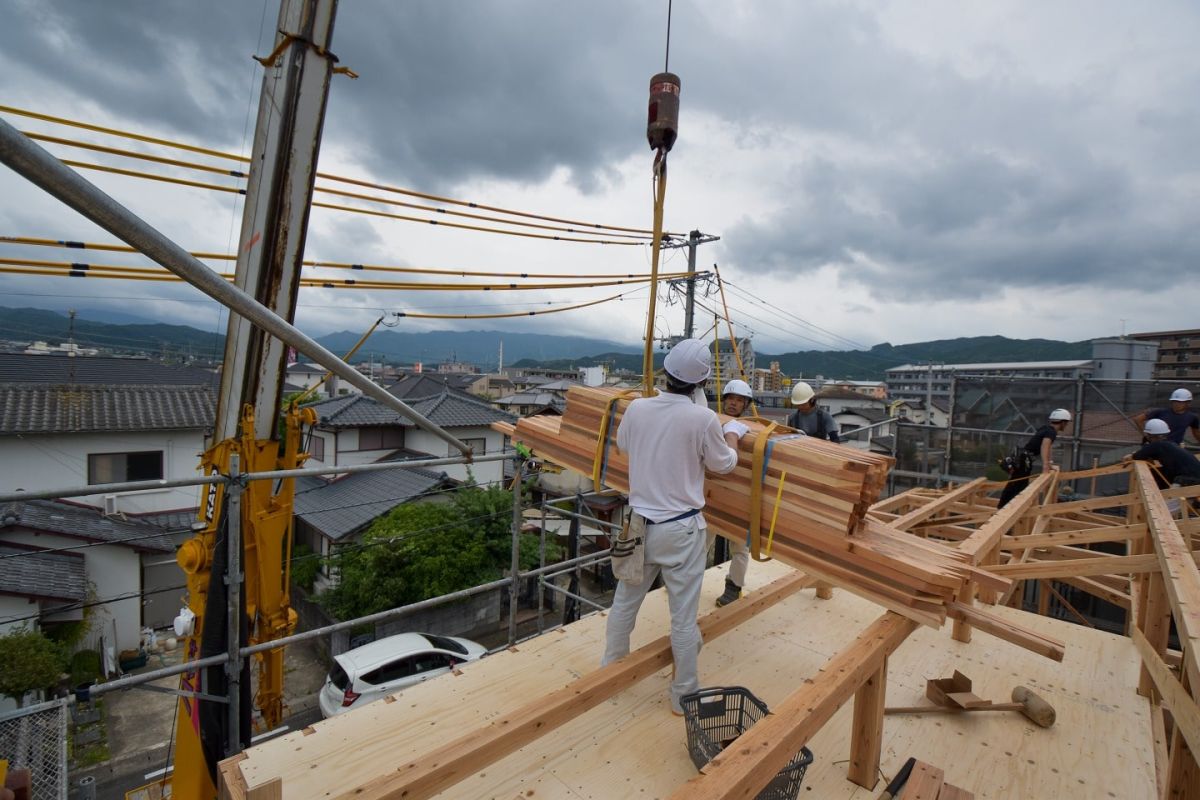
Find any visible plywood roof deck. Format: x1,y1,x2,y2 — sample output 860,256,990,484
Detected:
228,559,1154,799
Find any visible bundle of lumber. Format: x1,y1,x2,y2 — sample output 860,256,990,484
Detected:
497,386,1000,627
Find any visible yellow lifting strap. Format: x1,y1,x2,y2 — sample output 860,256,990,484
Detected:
640,156,669,397
592,390,640,493
748,420,779,561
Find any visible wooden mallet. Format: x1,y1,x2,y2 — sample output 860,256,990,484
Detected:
885,685,1056,728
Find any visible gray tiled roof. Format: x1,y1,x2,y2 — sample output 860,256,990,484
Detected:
0,383,215,435
294,465,449,541
306,391,515,430
0,354,219,387
0,543,87,602
387,373,478,399
1,500,175,552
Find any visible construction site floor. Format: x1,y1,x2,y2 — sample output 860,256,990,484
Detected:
227,560,1155,799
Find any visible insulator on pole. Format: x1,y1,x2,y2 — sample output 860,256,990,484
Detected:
646,72,681,152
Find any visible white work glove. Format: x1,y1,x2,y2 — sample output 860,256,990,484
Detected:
722,420,750,439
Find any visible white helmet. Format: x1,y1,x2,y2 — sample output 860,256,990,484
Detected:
1144,418,1171,436
790,381,815,405
1170,388,1193,403
1048,408,1072,422
662,338,711,384
722,379,753,400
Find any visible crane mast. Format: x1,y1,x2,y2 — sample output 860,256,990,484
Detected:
171,1,340,796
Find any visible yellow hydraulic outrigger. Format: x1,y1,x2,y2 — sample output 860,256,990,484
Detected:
168,403,314,799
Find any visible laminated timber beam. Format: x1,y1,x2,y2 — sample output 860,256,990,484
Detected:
668,611,918,800
1134,462,1200,697
220,572,814,800
998,523,1147,551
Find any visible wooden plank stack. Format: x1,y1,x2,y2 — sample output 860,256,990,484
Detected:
497,386,995,627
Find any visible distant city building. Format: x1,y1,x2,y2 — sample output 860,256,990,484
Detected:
885,360,1094,404
1090,338,1158,381
749,362,785,394
1129,328,1200,382
24,340,99,357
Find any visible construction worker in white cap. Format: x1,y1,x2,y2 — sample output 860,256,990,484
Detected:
602,338,746,715
998,408,1071,508
1132,388,1200,446
1124,418,1200,490
786,381,840,441
710,379,753,606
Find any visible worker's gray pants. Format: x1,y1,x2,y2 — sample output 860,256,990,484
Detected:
706,530,748,586
602,514,707,711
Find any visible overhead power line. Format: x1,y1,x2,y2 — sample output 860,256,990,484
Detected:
0,256,689,292
0,105,684,239
1,236,704,281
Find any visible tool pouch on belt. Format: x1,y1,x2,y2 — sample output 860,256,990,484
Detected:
611,508,647,585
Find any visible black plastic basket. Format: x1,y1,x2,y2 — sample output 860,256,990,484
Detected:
681,686,814,800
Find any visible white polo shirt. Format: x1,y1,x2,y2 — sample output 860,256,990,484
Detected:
616,390,738,522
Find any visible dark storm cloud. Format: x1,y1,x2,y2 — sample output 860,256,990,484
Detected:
0,1,263,145
324,2,662,192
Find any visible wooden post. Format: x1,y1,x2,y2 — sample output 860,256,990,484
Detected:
848,657,888,789
1140,572,1173,698
815,581,834,600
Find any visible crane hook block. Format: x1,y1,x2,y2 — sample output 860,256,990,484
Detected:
646,72,681,152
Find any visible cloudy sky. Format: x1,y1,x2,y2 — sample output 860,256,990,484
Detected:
0,1,1196,358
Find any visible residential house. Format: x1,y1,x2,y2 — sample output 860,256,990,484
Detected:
0,499,176,652
302,388,516,486
0,353,217,648
890,398,949,428
293,459,453,590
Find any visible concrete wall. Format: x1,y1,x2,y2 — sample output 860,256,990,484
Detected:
406,426,506,486
0,429,206,514
1,530,142,651
0,594,36,636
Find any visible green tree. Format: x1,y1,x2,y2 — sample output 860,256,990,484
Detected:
0,627,67,706
320,485,561,621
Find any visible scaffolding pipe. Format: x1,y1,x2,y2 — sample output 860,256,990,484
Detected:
0,118,471,456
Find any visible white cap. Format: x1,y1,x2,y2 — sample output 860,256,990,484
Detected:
1171,388,1193,403
663,338,711,384
790,381,815,405
1048,408,1072,422
722,379,753,399
1145,418,1171,436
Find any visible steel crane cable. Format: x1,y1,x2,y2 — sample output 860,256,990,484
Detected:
0,105,681,237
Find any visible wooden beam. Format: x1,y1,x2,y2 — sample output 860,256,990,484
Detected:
1027,493,1138,515
999,523,1147,551
958,472,1055,562
1138,571,1172,698
669,612,918,800
898,760,945,799
301,572,813,800
890,479,986,532
1152,701,1170,800
1134,462,1200,694
1057,576,1132,610
946,602,1066,662
1131,626,1200,760
847,657,888,789
984,553,1160,580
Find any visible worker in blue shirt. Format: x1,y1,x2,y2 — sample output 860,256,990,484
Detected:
1132,388,1200,446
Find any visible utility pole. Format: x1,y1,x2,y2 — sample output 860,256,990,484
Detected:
663,230,719,340
683,230,699,338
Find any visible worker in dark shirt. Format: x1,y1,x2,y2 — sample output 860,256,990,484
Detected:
1132,388,1200,446
998,408,1071,508
1125,418,1200,489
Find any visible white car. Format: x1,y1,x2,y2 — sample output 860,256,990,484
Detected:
318,632,487,718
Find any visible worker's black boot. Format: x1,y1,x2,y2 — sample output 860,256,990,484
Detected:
715,578,742,607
